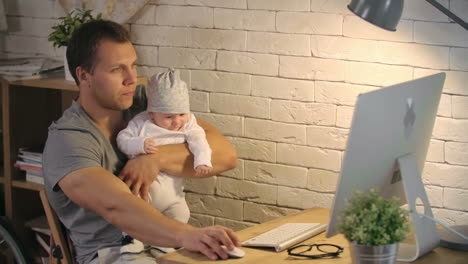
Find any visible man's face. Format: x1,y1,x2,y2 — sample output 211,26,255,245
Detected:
149,112,189,131
85,40,138,111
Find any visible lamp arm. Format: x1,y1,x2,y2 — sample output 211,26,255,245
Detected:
425,0,468,30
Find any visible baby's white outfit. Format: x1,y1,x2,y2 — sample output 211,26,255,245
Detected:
117,111,212,223
117,68,211,254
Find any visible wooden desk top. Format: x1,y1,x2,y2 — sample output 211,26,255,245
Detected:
158,208,468,264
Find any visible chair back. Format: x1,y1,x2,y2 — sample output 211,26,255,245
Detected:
39,189,75,264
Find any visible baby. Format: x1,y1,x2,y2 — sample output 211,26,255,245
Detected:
117,68,212,224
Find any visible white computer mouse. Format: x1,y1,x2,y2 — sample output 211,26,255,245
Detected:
220,245,246,258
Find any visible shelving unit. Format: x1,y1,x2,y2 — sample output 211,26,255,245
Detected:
0,76,147,263
1,77,79,263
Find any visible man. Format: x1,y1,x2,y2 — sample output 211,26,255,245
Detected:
43,19,239,264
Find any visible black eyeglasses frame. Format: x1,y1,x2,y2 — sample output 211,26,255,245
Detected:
287,243,344,259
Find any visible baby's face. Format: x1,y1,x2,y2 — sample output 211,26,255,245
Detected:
149,112,189,131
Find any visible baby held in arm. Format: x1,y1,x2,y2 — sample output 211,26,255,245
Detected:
116,68,213,251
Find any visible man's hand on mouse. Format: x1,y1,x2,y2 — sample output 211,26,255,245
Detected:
177,225,240,260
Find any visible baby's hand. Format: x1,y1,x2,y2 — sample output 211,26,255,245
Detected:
144,138,158,154
195,165,212,176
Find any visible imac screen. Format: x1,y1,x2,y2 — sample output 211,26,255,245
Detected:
326,73,446,237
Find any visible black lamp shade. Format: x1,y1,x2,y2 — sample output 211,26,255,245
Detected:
348,0,404,31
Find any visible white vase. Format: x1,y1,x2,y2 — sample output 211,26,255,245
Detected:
350,241,398,264
63,48,74,82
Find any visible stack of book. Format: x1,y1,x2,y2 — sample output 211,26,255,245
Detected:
0,57,63,80
14,147,43,184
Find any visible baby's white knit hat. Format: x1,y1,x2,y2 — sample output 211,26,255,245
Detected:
147,68,190,113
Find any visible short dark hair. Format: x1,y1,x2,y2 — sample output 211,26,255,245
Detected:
66,19,131,85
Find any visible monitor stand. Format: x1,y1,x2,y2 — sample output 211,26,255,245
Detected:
396,154,440,262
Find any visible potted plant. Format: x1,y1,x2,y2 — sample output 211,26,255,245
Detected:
48,7,101,81
338,189,410,264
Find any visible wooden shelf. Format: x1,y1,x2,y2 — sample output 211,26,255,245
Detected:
0,77,71,263
12,180,43,191
9,76,147,91
10,77,78,91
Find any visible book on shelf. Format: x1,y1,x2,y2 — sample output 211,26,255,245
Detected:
18,154,41,164
15,146,44,183
26,171,45,185
19,146,43,162
14,160,42,171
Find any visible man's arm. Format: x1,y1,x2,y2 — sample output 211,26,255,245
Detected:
119,118,237,198
160,118,236,177
59,167,239,260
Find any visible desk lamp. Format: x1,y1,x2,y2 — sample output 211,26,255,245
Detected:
347,0,468,252
348,0,468,31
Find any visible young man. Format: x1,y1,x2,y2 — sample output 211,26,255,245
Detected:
43,20,239,264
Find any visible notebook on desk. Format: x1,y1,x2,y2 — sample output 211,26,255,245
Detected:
242,223,327,252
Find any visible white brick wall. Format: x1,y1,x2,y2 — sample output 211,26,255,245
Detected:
402,0,449,22
192,70,251,95
247,31,310,56
230,137,276,163
451,0,468,22
450,48,468,71
156,5,213,28
214,9,275,31
427,140,445,163
270,100,336,125
277,143,341,172
280,55,346,81
130,25,187,46
276,12,343,35
244,160,308,187
188,28,246,51
248,0,310,12
415,21,468,47
7,0,466,229
251,76,314,102
159,47,216,69
156,0,247,9
311,35,449,69
217,51,279,76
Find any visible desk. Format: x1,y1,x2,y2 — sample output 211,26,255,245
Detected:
158,208,468,264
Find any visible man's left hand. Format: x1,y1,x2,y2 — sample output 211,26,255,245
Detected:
119,154,160,202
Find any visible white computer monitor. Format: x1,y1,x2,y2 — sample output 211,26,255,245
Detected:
325,73,446,261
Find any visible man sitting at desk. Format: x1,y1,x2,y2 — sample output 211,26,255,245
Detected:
43,19,240,264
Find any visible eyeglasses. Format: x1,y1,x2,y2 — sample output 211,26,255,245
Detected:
287,243,344,259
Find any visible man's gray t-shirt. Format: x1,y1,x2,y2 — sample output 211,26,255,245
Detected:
43,87,147,264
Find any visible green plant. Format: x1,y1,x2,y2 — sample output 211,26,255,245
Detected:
48,8,102,48
338,189,410,246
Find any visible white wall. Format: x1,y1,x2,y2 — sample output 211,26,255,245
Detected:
2,0,467,231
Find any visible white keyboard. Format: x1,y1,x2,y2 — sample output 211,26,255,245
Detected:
242,223,327,252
